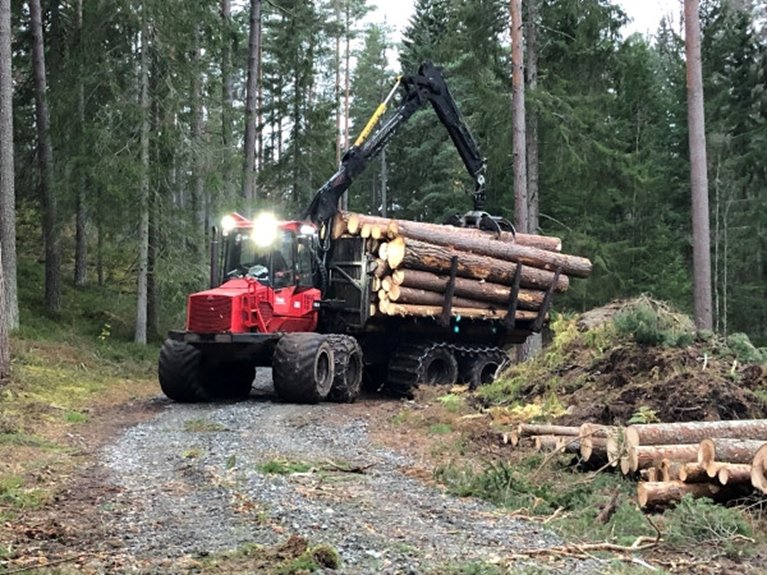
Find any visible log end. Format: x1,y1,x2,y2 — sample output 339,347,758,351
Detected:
751,444,767,494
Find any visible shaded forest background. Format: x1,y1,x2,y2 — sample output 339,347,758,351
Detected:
2,0,766,345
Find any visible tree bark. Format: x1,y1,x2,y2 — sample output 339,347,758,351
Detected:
510,0,527,233
334,0,342,165
578,423,614,462
685,0,713,330
637,481,720,509
0,0,17,329
397,268,545,310
679,462,709,483
716,463,751,486
398,238,570,292
191,31,205,244
134,5,150,344
627,444,699,473
379,301,538,322
29,0,61,313
0,242,9,381
220,0,234,197
73,0,87,287
697,438,766,469
625,420,767,448
242,0,261,201
517,423,580,439
388,285,518,311
335,211,563,251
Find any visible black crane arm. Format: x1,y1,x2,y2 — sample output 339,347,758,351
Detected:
304,61,488,226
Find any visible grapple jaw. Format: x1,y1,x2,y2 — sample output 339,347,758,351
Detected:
444,210,516,235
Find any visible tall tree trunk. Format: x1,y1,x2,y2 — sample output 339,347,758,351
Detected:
220,0,234,197
685,0,712,330
134,6,150,344
0,0,17,330
524,0,542,357
0,242,8,381
74,0,87,287
511,0,527,234
29,0,61,314
525,0,539,234
342,1,351,211
242,0,261,202
335,0,342,165
191,31,205,246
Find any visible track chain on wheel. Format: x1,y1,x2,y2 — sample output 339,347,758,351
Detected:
386,342,510,397
326,335,363,403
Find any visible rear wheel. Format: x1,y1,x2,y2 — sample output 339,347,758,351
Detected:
326,335,363,403
387,342,459,396
158,339,211,403
462,356,504,390
273,333,334,404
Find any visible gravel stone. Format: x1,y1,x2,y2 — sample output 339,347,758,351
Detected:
102,370,599,573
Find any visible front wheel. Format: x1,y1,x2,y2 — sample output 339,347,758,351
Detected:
158,339,211,403
272,333,334,404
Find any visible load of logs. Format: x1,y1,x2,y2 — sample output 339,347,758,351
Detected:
508,419,767,509
332,211,592,328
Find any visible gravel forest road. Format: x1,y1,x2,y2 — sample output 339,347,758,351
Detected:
92,372,596,574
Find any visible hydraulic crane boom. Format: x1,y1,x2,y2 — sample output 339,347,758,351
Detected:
304,61,508,231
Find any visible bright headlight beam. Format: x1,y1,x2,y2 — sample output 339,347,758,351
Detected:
221,214,236,235
251,212,279,247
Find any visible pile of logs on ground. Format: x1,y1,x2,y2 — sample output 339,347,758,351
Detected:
508,420,767,509
332,211,592,327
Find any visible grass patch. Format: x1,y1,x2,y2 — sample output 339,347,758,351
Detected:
0,432,60,450
183,419,228,433
257,459,313,475
0,475,49,510
64,410,89,424
437,394,466,413
428,422,453,435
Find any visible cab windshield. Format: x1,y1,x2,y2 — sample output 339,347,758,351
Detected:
222,228,297,289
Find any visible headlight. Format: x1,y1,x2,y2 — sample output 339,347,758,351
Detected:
251,212,279,247
221,214,236,235
299,224,316,236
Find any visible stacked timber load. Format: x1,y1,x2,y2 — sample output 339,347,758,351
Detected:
332,211,592,327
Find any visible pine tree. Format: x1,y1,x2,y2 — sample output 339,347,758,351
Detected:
0,0,16,330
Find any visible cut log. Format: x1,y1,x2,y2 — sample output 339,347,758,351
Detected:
558,436,581,454
517,424,580,438
625,420,767,449
336,211,563,252
678,463,709,483
399,238,570,292
697,438,766,471
360,223,372,239
371,225,383,240
606,428,630,468
640,468,659,482
579,423,613,462
717,463,752,486
381,276,393,293
388,284,401,302
391,269,405,286
378,242,389,262
638,481,720,509
629,444,699,473
398,268,545,310
659,459,683,482
534,435,560,452
372,259,389,279
386,236,406,269
380,302,539,322
752,444,767,494
388,286,519,310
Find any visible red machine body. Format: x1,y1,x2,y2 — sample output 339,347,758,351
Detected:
185,215,321,335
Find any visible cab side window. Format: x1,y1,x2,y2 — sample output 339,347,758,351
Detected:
296,238,314,288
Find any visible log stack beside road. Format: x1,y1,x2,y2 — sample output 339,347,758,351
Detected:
332,211,592,325
506,418,767,509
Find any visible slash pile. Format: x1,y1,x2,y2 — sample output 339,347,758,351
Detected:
510,420,767,509
332,211,592,325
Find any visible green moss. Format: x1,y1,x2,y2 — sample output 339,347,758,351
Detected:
0,475,49,510
64,410,89,424
428,423,453,435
